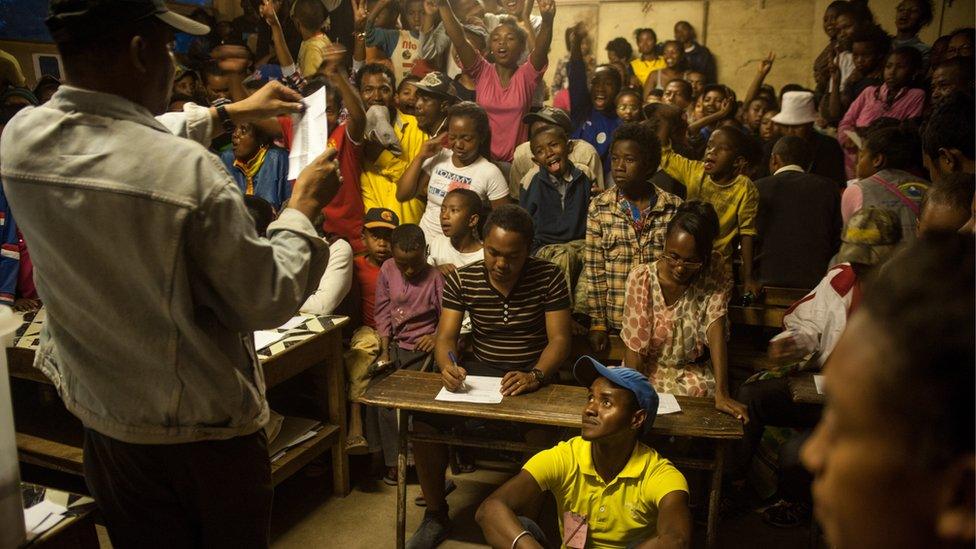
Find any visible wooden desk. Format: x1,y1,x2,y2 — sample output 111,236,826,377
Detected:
359,370,743,548
9,313,351,496
788,373,825,405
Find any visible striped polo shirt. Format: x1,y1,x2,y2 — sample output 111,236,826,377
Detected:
442,257,570,370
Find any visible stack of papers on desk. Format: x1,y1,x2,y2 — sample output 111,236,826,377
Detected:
253,316,308,351
24,500,67,540
435,376,503,404
656,393,681,415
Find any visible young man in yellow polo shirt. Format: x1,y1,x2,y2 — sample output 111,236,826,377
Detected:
476,357,691,549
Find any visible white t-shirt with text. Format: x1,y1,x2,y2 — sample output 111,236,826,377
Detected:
420,149,508,239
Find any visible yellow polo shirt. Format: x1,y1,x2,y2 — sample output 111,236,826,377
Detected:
360,112,427,224
659,149,758,259
523,437,688,549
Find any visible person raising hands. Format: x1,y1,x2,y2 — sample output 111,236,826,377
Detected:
437,0,555,164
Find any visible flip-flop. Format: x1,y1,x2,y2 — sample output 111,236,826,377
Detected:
414,479,456,507
345,435,370,455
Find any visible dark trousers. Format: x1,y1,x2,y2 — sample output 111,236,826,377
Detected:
83,428,273,549
732,377,822,482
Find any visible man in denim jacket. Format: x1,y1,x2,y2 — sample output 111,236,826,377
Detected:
0,1,341,546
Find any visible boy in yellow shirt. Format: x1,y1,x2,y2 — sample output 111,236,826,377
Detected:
476,357,690,549
661,127,761,294
292,0,332,77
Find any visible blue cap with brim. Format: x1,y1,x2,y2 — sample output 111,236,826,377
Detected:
574,356,659,433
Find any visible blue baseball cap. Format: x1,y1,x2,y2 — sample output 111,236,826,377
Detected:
574,356,659,433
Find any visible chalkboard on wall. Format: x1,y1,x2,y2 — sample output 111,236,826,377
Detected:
0,0,213,43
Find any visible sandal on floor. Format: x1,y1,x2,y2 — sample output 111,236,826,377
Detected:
414,479,456,507
345,435,370,455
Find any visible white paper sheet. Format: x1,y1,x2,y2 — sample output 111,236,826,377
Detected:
287,87,329,180
253,330,286,351
813,374,825,395
657,393,681,415
435,375,504,404
253,316,308,350
24,500,66,536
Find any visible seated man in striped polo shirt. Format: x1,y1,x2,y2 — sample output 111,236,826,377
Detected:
408,204,572,549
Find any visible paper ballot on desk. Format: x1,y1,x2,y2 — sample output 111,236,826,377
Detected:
656,393,681,415
435,375,504,404
253,315,309,350
287,87,329,181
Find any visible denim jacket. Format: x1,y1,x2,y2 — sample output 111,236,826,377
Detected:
0,86,329,444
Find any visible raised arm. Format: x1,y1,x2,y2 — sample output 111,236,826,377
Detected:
529,0,555,72
260,0,296,71
567,26,592,124
438,0,478,70
743,52,774,107
475,471,546,549
321,45,366,142
519,0,537,58
687,95,734,134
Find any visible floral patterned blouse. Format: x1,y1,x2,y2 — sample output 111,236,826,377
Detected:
620,255,731,396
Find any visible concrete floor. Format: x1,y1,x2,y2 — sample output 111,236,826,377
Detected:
83,455,814,549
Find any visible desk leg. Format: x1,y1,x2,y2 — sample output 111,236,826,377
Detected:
324,330,350,496
397,409,408,549
707,442,727,548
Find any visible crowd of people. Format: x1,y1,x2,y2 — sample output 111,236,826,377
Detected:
0,0,973,547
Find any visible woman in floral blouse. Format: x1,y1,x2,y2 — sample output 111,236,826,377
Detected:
621,201,749,422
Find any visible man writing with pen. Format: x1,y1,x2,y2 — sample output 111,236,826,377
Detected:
407,204,572,549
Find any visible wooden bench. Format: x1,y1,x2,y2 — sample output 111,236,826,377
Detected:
359,370,743,548
8,315,351,495
727,286,808,329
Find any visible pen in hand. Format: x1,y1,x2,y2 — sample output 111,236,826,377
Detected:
447,351,468,392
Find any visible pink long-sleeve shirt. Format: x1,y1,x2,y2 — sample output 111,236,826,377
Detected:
837,83,926,178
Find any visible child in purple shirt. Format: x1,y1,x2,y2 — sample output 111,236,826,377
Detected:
370,223,444,482
436,0,556,163
375,224,444,363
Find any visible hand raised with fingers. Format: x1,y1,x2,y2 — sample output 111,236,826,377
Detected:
259,0,279,26
759,51,775,75
352,0,368,32
536,0,556,21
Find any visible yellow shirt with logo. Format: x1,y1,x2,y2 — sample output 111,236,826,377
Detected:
523,436,688,549
659,149,758,259
360,112,427,224
630,57,667,86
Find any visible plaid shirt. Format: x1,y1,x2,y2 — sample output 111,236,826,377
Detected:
584,187,682,332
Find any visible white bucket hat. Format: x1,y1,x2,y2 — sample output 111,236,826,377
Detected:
771,91,818,126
